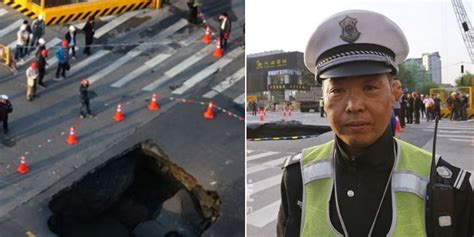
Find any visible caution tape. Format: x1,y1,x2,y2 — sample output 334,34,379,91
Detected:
247,134,319,142
4,96,242,170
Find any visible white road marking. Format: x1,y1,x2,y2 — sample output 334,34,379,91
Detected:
437,134,474,139
45,46,79,69
94,10,147,39
247,200,281,228
247,151,280,161
0,9,8,17
248,173,282,194
448,138,474,143
247,155,289,175
88,19,188,84
172,47,244,95
423,129,474,134
142,44,215,91
68,50,111,75
0,19,22,39
202,67,244,98
233,93,245,104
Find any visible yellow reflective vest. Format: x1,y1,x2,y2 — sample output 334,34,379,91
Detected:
300,139,432,236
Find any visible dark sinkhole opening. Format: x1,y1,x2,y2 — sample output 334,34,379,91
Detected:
247,120,332,139
48,140,221,237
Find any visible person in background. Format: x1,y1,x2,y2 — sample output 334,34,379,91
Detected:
30,14,45,51
0,95,13,134
79,80,93,119
413,92,421,124
82,17,95,56
15,24,29,63
26,61,39,101
37,49,48,88
65,25,77,59
218,12,231,50
55,40,70,80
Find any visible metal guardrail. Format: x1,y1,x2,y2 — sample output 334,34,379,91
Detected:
3,0,163,25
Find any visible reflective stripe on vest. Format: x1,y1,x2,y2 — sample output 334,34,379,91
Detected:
300,139,432,237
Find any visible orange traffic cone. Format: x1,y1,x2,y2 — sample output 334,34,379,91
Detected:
213,37,223,58
113,103,125,122
396,117,401,133
148,93,159,111
202,26,212,44
204,102,215,119
66,126,78,145
17,156,29,174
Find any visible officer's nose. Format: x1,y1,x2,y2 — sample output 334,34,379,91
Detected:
345,91,365,113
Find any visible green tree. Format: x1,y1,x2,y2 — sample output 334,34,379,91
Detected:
455,71,472,86
397,59,439,94
301,69,316,86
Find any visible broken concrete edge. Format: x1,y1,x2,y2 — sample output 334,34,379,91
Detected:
141,140,222,223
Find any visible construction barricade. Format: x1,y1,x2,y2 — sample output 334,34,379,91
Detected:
3,0,164,25
0,44,11,68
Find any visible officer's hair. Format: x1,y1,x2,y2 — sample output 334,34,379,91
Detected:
321,73,393,99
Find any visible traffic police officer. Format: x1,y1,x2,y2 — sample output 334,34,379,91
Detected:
277,10,473,237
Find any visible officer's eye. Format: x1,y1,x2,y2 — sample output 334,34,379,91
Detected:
329,88,345,95
363,85,379,91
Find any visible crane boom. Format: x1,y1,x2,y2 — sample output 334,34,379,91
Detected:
452,0,474,63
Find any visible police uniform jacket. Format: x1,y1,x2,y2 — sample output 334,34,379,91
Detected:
277,128,474,236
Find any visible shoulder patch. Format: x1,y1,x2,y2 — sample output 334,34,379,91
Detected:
283,153,302,169
436,158,471,190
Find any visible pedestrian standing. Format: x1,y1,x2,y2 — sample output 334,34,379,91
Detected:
30,14,45,51
447,92,456,120
413,92,421,124
79,80,93,118
399,93,407,128
65,25,77,59
26,61,39,101
319,98,325,117
55,40,69,80
434,94,441,119
406,93,413,123
424,95,435,122
15,24,29,63
22,20,32,55
460,93,468,120
0,95,13,134
82,17,95,56
34,38,46,58
218,12,231,50
454,93,462,121
420,94,425,119
187,0,199,24
37,49,48,88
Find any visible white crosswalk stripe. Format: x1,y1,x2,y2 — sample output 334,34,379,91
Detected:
88,19,188,84
247,151,280,161
202,67,244,98
247,150,291,229
172,47,244,95
247,200,281,228
20,38,62,64
74,15,117,31
111,29,203,88
142,43,215,91
0,19,22,39
68,49,112,75
0,9,8,17
233,93,245,104
247,155,289,175
94,10,147,39
424,121,474,146
45,46,79,69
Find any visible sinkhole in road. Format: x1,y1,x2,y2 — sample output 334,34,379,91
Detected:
47,140,221,237
247,120,332,139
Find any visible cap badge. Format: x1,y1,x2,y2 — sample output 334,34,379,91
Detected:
436,166,453,179
339,16,361,43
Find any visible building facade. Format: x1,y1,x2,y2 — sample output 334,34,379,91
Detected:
422,52,442,84
247,51,310,103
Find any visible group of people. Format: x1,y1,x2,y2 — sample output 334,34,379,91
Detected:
447,91,470,121
13,17,96,101
396,92,442,127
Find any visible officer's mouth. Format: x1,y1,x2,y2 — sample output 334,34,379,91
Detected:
345,121,370,133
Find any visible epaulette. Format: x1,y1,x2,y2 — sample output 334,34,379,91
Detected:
283,153,302,169
435,157,472,190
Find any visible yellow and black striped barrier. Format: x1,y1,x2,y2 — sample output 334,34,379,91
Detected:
247,135,320,142
4,0,163,26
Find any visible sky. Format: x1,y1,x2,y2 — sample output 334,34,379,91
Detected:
246,0,474,85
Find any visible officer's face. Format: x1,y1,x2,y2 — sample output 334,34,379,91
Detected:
323,74,394,151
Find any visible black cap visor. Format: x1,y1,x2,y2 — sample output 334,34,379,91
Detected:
319,61,394,80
